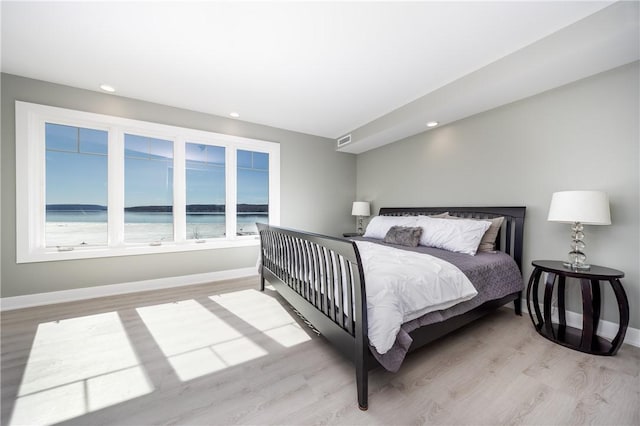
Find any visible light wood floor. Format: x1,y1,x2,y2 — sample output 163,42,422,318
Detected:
2,277,638,426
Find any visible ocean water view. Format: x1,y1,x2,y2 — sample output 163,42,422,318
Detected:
45,211,268,246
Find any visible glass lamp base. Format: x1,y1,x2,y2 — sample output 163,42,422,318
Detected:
566,224,590,271
563,261,591,271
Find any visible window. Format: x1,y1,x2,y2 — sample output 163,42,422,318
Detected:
124,134,174,244
45,123,109,248
186,143,226,240
16,101,280,263
237,150,269,236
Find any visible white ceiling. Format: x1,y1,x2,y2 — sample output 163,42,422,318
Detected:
1,1,633,150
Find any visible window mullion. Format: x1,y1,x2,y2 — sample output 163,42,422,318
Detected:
108,129,125,246
226,147,237,240
174,138,186,243
269,148,281,226
33,117,46,252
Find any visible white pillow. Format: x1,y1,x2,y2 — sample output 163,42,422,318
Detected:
415,216,492,255
363,215,419,239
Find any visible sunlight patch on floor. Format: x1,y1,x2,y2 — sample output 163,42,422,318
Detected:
9,312,152,426
264,323,311,347
168,347,227,380
137,299,267,381
87,366,153,411
210,289,312,347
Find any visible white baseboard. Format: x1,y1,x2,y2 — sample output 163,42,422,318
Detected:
0,267,258,312
509,298,640,348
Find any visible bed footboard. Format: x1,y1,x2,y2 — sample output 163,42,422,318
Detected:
257,224,370,410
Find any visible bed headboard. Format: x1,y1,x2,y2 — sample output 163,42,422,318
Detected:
378,206,526,271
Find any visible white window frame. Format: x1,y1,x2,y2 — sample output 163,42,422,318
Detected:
16,101,280,263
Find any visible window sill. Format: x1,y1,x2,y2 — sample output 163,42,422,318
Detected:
17,237,260,263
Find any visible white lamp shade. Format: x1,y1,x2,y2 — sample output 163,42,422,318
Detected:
351,201,371,217
547,191,611,225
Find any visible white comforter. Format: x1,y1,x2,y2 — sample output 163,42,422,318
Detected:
355,241,478,354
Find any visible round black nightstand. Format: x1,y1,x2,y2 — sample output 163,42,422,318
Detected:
526,260,629,356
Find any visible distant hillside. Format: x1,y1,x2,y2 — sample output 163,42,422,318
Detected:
46,204,106,211
237,204,268,213
186,204,224,213
125,205,173,213
185,204,267,213
46,204,267,213
127,204,267,213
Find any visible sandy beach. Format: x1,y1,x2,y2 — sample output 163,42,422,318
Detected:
46,221,259,247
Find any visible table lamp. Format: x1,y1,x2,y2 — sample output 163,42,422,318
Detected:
547,190,611,270
351,201,371,234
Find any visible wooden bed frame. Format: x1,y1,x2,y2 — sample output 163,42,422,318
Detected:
257,206,526,410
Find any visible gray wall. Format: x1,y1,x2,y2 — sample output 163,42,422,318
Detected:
1,73,356,298
357,62,639,329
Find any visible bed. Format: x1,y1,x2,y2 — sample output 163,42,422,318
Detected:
257,206,525,410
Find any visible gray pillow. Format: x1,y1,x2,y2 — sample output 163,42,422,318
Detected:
383,226,423,247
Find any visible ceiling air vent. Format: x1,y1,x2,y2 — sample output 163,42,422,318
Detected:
337,134,352,148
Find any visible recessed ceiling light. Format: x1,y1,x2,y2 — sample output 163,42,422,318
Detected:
426,121,439,128
100,84,115,93
230,112,240,118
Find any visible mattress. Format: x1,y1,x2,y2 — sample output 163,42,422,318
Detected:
353,237,524,372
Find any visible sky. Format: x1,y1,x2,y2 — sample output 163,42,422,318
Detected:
45,123,269,208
